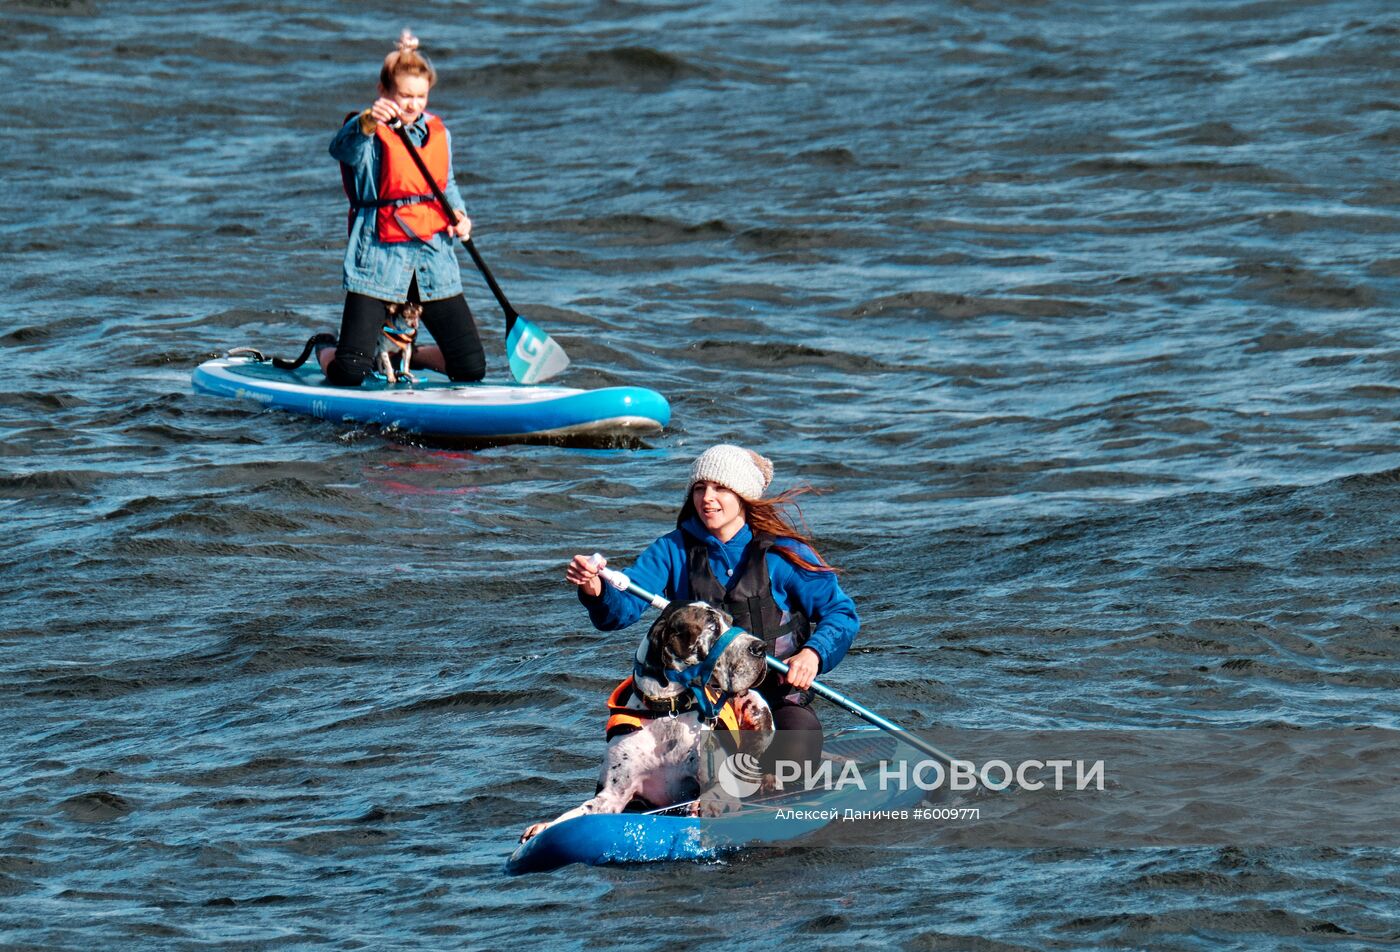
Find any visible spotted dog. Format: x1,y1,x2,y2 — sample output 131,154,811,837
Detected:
519,603,774,842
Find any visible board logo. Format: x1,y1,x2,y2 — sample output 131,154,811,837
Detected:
513,329,542,359
716,751,764,798
507,316,570,384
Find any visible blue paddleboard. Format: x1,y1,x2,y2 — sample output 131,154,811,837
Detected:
192,355,670,440
506,729,927,874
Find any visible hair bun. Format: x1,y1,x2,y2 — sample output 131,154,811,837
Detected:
397,29,420,53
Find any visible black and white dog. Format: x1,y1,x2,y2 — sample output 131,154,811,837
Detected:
519,603,775,842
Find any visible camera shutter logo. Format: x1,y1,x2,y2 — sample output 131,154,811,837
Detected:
716,751,764,798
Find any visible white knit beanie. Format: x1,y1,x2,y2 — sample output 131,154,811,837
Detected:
689,444,774,501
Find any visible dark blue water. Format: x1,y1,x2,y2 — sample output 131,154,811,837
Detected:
3,0,1398,947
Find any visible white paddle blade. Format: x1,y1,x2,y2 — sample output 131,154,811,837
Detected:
507,316,570,384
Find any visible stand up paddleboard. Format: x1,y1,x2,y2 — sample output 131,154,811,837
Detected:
192,355,670,441
506,729,930,875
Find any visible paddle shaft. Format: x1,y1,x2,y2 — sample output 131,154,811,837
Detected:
593,560,960,768
388,120,520,333
764,656,959,768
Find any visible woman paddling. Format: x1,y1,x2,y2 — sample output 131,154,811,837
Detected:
319,30,486,386
567,444,859,774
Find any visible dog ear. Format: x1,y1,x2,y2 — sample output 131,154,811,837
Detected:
667,628,694,663
648,603,706,668
679,603,729,661
644,610,675,679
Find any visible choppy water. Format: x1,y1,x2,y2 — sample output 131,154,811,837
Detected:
4,0,1399,947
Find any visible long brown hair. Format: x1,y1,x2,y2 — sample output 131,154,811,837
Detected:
678,485,838,573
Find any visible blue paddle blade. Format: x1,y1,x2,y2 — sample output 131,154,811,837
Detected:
507,315,570,384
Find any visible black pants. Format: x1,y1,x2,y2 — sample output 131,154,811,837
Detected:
327,282,486,386
758,675,823,775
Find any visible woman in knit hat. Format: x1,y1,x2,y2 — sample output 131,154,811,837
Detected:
566,444,859,774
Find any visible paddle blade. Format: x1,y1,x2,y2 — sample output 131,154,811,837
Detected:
507,315,571,384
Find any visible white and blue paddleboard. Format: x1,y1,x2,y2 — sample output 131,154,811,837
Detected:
192,355,670,441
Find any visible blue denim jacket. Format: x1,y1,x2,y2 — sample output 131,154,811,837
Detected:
329,113,467,302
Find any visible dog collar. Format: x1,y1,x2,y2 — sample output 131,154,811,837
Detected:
617,689,705,718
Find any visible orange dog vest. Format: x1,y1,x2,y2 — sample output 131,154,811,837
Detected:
605,676,743,742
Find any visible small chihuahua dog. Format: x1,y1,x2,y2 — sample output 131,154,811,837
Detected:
376,301,421,384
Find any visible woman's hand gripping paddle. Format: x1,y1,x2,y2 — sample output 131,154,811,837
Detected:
388,120,570,385
587,554,961,770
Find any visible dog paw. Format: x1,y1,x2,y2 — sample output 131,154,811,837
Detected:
689,795,741,818
519,822,547,843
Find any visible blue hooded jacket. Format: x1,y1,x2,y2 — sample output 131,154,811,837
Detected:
579,515,859,674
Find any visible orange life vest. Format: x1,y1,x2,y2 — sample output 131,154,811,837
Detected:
605,676,743,742
372,113,453,243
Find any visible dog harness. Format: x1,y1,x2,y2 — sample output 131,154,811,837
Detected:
380,324,417,349
607,625,750,740
604,676,743,741
340,112,454,243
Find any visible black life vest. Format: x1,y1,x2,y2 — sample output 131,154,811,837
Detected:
682,527,810,652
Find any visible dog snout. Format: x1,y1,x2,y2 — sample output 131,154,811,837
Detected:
715,633,769,693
